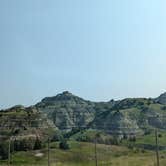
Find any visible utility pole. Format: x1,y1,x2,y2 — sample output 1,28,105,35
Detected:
155,129,160,166
48,138,50,166
94,137,98,166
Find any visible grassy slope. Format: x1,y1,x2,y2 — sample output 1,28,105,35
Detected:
0,141,166,166
135,131,166,146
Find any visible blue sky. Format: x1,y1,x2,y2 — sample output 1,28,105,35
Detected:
0,0,166,108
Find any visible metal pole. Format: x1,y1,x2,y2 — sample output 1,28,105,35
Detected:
155,129,160,166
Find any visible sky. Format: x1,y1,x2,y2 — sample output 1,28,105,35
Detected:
0,0,166,109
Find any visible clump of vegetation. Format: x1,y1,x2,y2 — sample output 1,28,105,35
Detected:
158,133,162,138
51,130,63,141
128,136,136,142
161,106,166,110
34,137,42,150
109,135,120,145
144,129,152,135
0,142,8,159
14,137,37,151
59,139,70,150
63,128,81,138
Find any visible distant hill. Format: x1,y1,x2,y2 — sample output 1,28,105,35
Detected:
90,98,166,135
1,91,166,137
35,91,96,130
0,105,56,146
155,92,166,104
35,91,166,136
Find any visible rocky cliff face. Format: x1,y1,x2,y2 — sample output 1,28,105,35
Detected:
92,98,166,133
1,91,166,137
0,105,56,141
155,92,166,104
36,92,166,135
36,91,96,130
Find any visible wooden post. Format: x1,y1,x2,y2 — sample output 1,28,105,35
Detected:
8,138,11,166
155,129,160,166
94,137,98,166
48,138,50,166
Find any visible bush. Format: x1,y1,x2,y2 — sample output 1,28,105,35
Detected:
52,131,63,142
111,136,120,145
161,106,166,110
59,139,69,150
63,128,81,139
14,137,39,151
76,135,91,142
133,147,139,153
127,143,134,150
144,129,151,135
129,136,136,142
34,137,42,150
0,142,8,159
141,149,146,153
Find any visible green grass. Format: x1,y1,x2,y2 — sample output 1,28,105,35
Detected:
0,141,166,166
135,130,166,146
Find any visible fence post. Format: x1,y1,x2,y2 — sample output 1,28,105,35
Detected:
155,129,160,166
48,137,50,166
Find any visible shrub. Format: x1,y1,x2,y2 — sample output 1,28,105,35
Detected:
0,142,8,159
111,136,120,145
127,143,134,149
129,136,136,142
34,137,42,150
52,131,63,141
14,137,35,151
63,128,81,138
141,149,146,153
144,129,151,135
59,139,69,150
161,106,166,110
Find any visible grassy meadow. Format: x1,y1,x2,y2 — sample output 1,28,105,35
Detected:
0,141,166,166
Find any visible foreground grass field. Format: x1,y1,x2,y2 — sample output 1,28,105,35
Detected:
0,141,166,166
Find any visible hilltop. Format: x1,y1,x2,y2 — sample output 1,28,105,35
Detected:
35,91,166,135
1,91,166,136
155,92,166,104
0,91,166,161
